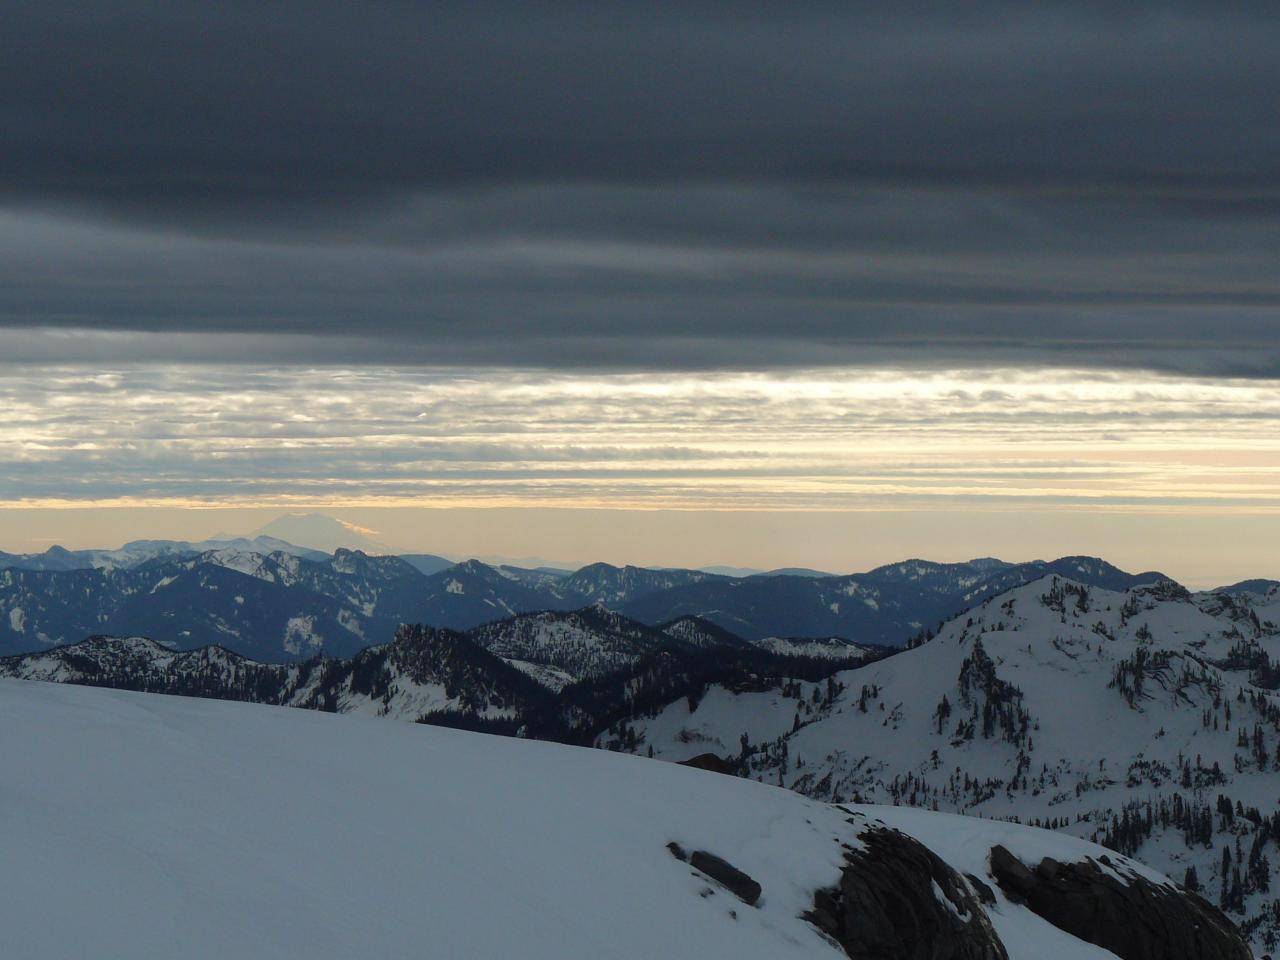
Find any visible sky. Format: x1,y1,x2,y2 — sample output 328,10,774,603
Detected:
1,2,1277,585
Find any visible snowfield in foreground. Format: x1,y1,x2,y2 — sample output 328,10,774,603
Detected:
0,679,1234,959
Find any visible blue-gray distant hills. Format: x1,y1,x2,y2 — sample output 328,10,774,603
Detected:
615,556,1168,644
0,548,428,661
1215,578,1280,597
0,538,1175,659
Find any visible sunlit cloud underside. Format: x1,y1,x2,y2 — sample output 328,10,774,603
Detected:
3,366,1278,512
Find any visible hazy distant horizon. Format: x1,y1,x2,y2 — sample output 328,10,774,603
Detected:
2,365,1277,590
1,506,1273,590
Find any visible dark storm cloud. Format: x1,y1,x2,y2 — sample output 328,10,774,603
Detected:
6,1,1279,200
1,2,1277,372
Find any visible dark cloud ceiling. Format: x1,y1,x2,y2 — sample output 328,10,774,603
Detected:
1,1,1277,373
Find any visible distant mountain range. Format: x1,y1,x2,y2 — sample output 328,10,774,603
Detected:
614,555,1169,646
0,548,431,661
0,530,1205,659
0,607,881,742
0,535,329,571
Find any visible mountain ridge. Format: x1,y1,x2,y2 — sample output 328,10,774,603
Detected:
0,542,1195,660
0,604,881,741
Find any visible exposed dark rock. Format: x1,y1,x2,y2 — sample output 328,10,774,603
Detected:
688,851,762,906
678,753,734,775
666,841,688,862
807,826,1008,959
964,873,997,906
988,844,1034,901
989,844,1252,960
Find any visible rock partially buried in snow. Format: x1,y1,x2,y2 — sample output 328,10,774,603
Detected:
988,845,1252,960
688,850,763,906
668,842,763,906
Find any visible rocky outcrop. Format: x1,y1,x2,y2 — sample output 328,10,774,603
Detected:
807,825,1008,959
989,844,1252,960
677,753,734,775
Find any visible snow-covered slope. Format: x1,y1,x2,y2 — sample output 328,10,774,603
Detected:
0,679,855,960
0,627,548,729
661,614,755,651
604,575,1280,952
468,606,678,688
753,635,879,660
0,679,1242,960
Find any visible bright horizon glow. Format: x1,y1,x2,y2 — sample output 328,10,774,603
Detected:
1,363,1277,587
2,365,1278,511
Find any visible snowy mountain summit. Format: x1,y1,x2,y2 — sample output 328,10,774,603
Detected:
0,679,1250,960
